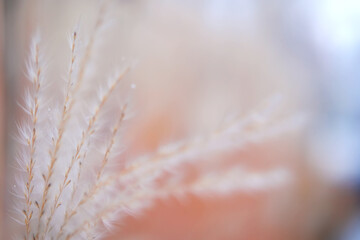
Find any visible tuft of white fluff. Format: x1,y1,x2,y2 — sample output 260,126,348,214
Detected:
8,4,302,240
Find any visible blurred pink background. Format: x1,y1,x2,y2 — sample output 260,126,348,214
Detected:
2,1,360,239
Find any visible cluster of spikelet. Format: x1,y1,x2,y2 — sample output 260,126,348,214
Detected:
9,3,298,240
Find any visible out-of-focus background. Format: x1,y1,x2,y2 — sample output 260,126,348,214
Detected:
1,0,360,239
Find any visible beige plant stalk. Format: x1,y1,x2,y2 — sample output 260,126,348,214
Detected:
9,3,302,240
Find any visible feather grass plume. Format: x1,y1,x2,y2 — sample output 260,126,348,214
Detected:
8,5,302,240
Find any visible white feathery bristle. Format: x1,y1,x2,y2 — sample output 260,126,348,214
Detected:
8,7,302,240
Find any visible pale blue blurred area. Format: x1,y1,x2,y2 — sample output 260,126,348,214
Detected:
309,0,360,114
294,0,360,184
281,1,360,239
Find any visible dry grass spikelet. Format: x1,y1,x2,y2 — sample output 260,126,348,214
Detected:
8,3,303,240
